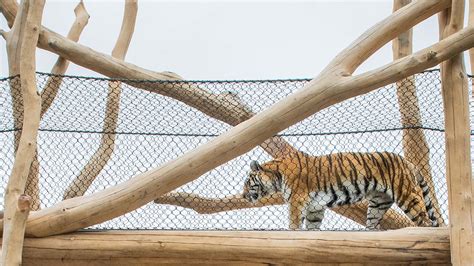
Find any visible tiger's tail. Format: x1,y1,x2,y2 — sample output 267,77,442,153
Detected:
414,170,440,227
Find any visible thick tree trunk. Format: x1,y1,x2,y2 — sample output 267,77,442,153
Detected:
439,2,474,265
1,0,44,264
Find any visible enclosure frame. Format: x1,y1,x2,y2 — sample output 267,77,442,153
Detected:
0,0,473,265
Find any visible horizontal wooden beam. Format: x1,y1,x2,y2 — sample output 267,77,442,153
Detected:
9,228,449,265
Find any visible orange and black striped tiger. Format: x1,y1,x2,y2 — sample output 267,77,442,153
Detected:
242,151,438,230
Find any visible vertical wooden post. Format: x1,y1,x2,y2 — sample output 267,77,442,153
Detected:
392,0,444,226
1,0,45,264
469,0,474,79
22,1,90,210
439,1,474,265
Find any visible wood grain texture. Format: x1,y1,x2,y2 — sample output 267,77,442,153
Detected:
439,1,474,265
21,1,90,212
1,0,44,264
10,228,450,265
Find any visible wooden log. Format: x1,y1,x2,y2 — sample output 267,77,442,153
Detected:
439,2,474,265
63,0,137,200
8,228,450,265
23,20,474,237
155,192,413,229
392,0,444,226
1,0,44,264
0,0,450,231
22,1,90,212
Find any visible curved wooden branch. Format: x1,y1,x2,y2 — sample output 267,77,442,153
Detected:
154,192,413,229
23,17,474,237
40,0,89,117
1,0,44,264
392,0,444,227
63,0,137,200
155,192,286,214
22,0,90,212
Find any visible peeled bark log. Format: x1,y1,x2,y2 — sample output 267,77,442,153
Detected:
23,8,474,237
392,0,444,226
439,2,474,265
63,0,136,200
25,1,89,211
1,0,44,264
13,228,450,265
154,192,413,229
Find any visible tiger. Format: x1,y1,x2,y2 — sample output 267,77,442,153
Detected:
241,151,439,230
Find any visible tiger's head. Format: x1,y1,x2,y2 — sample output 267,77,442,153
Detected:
242,160,283,203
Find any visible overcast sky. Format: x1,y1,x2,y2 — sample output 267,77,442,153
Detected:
0,1,471,79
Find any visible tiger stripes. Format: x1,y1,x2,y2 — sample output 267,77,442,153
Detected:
242,151,439,230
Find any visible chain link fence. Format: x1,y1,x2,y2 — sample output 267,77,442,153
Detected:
0,70,473,230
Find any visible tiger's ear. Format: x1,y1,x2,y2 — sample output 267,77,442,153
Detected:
250,160,262,171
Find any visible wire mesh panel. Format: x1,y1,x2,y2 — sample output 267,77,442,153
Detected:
0,70,473,230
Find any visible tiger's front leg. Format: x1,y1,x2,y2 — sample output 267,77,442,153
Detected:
289,198,306,230
305,203,325,230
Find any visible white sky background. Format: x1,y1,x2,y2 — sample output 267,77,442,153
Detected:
1,0,472,79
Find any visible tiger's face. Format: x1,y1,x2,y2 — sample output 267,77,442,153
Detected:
242,160,281,203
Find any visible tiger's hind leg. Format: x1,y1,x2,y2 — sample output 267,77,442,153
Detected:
305,203,325,230
366,192,394,230
397,192,431,227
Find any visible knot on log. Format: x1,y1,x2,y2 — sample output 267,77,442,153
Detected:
427,51,437,60
17,194,32,212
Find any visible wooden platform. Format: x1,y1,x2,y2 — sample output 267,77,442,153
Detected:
8,228,450,265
